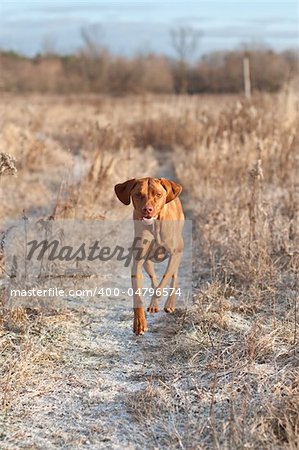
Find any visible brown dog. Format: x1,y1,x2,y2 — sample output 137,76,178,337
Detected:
114,177,184,335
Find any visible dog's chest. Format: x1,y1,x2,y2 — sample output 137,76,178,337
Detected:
149,222,176,256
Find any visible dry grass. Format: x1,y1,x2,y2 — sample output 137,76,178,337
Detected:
0,90,298,449
0,309,69,405
0,152,17,177
131,115,203,151
124,91,298,448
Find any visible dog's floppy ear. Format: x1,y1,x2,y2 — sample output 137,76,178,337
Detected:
114,179,137,205
160,178,182,203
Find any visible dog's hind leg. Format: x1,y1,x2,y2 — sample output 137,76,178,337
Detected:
149,249,182,314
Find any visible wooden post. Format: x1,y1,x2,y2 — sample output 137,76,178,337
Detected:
243,57,251,100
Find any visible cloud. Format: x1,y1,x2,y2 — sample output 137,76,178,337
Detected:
0,1,297,56
202,25,299,39
243,17,299,25
1,0,160,19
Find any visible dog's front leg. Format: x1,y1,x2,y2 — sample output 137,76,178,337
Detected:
131,227,154,335
144,260,159,313
131,258,147,335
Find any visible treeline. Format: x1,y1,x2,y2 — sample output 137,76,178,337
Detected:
0,47,297,95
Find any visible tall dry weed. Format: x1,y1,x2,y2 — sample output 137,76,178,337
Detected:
0,153,17,177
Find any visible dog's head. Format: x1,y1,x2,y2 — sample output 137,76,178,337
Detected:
114,177,182,222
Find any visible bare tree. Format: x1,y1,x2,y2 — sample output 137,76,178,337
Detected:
170,26,202,93
42,35,56,56
81,23,105,59
170,26,202,63
80,23,108,92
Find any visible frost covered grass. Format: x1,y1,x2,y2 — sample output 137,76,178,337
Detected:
0,91,298,448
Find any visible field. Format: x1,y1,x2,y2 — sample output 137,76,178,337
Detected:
0,90,298,449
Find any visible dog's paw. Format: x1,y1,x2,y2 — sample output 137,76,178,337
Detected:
147,298,159,313
164,306,175,313
164,300,175,313
133,308,147,335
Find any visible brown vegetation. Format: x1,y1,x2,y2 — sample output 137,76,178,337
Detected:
0,47,298,95
0,89,298,448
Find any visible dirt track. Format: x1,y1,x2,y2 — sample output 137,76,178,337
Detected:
2,149,192,449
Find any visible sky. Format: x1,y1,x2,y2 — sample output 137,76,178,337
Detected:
0,0,298,57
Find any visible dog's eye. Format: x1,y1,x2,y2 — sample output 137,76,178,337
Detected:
136,193,143,198
156,193,162,198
